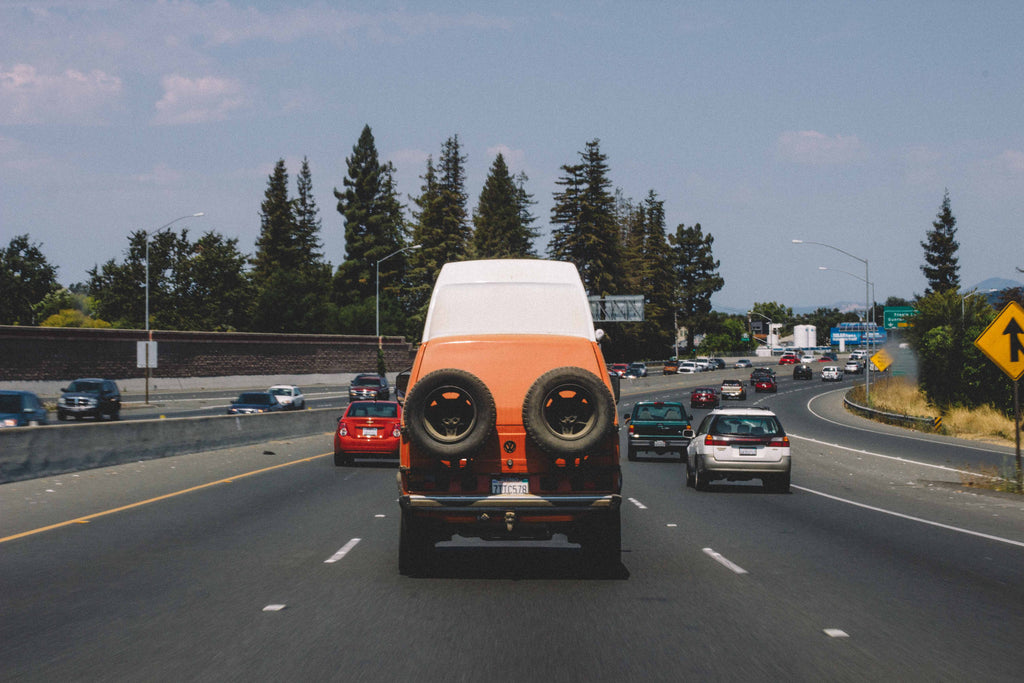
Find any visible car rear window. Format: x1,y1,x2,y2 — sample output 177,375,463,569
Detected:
633,404,687,421
353,377,383,387
347,402,398,418
711,415,782,436
67,381,102,392
239,393,271,404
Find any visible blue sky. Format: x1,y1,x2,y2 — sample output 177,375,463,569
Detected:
2,0,1023,314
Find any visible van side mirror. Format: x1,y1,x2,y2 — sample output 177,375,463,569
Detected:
395,369,411,397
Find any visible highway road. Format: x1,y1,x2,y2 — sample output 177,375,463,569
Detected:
2,368,1022,680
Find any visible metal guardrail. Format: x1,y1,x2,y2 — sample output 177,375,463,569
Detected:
843,393,941,431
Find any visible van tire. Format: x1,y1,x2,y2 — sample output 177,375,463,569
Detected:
403,369,495,461
522,367,615,458
398,510,433,576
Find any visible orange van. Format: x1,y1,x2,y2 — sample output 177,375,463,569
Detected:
397,259,622,574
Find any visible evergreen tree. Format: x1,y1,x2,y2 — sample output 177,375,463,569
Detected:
0,234,60,325
178,232,254,331
920,189,960,295
405,135,472,339
473,153,538,259
669,222,724,352
252,159,330,332
547,139,621,295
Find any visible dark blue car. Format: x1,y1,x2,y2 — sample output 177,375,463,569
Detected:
227,392,283,414
0,390,49,427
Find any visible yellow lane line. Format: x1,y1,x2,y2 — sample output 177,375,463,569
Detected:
0,453,331,545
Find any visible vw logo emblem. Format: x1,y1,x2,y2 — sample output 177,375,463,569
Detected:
503,440,516,454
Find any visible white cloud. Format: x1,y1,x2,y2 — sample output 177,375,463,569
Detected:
153,75,247,125
776,130,866,165
486,144,526,171
0,63,121,124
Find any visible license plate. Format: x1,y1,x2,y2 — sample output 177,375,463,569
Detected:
739,447,757,456
361,427,378,436
654,440,667,448
491,479,529,495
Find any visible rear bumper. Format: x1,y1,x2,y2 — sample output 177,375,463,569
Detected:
705,455,791,475
629,437,689,450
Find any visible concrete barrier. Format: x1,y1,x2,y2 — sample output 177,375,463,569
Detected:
0,408,341,484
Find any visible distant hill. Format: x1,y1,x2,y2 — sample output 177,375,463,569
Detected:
788,278,1023,315
971,277,1024,293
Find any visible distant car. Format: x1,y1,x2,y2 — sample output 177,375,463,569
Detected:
349,373,390,400
608,363,629,378
818,353,837,362
793,364,813,380
0,390,48,427
690,386,720,409
334,400,402,466
626,362,648,378
750,368,776,385
734,359,752,368
685,406,791,492
268,384,305,410
821,366,843,381
799,353,815,364
624,401,693,461
228,392,283,414
663,359,680,374
708,358,727,370
692,359,713,371
678,361,701,373
778,354,798,365
844,359,864,375
754,376,778,393
57,378,121,421
719,379,746,401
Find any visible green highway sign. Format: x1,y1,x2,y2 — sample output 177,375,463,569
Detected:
883,306,916,330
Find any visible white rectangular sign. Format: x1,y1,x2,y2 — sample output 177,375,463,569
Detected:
136,341,158,368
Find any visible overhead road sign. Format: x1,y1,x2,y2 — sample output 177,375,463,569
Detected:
974,301,1024,380
589,295,644,322
883,307,916,330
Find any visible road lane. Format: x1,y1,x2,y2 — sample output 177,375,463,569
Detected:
2,371,1023,680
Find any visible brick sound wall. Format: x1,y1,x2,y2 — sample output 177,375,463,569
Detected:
0,326,416,381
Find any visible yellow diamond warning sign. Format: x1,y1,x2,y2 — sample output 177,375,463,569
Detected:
974,301,1024,380
870,348,893,372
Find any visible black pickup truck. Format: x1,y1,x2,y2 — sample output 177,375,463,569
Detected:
623,400,694,461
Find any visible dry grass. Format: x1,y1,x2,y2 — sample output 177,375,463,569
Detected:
857,377,1022,493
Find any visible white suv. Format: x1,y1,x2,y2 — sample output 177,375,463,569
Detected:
685,407,791,493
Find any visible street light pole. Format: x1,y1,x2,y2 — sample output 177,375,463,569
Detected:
376,244,421,340
794,239,871,402
748,310,775,352
144,212,204,403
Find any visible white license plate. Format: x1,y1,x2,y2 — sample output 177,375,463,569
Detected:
739,447,757,456
361,427,378,436
654,440,667,448
491,479,529,495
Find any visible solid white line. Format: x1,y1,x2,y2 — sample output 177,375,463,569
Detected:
324,537,361,563
792,485,1024,549
628,497,647,510
703,547,748,574
788,433,973,476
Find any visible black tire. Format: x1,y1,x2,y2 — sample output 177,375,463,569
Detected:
582,509,621,567
402,369,495,461
765,470,791,494
109,408,120,421
522,367,615,458
627,445,637,462
694,456,710,491
333,451,352,467
398,510,433,576
685,459,695,487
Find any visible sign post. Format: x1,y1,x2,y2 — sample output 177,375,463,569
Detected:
137,339,158,405
973,301,1024,490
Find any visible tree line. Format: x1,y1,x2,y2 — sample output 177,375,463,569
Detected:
0,127,724,359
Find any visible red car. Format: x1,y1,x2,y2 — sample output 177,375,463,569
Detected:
609,363,629,377
334,400,402,466
690,386,720,408
754,376,778,393
778,354,798,365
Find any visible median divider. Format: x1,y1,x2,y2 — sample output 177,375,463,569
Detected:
0,409,342,484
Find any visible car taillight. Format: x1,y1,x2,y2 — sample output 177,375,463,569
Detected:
339,423,348,436
769,436,789,446
628,424,635,435
705,435,731,446
392,425,401,438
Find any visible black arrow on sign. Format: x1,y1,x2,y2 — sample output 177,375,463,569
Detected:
1004,317,1024,362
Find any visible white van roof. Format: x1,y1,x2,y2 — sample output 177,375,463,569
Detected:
421,259,597,342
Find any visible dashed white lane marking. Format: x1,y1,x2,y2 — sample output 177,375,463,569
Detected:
824,628,849,638
263,604,286,612
324,537,361,563
792,485,1024,549
667,523,678,528
628,497,647,510
703,547,748,574
374,514,386,518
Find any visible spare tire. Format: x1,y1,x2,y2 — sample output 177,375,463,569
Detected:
523,366,615,458
403,369,495,460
